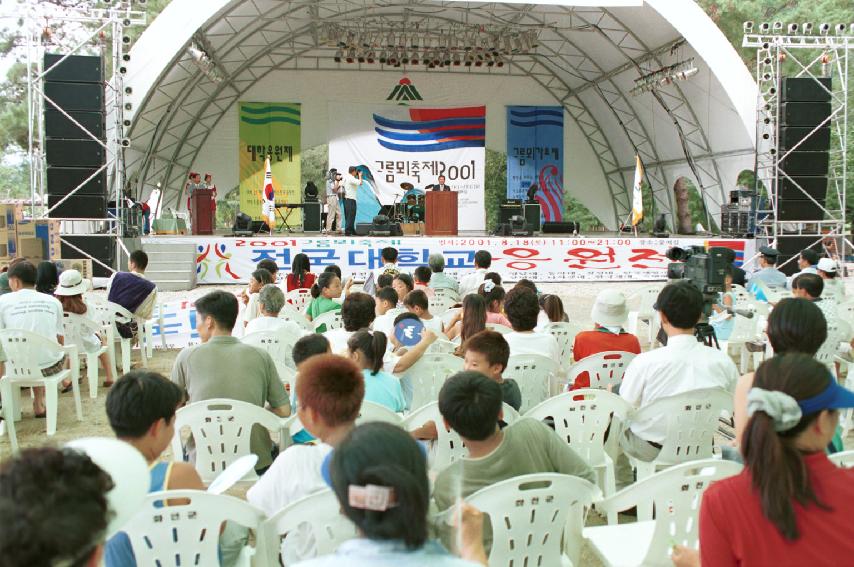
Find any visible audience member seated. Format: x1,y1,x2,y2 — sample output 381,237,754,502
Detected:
445,294,487,346
571,289,640,389
286,253,316,292
257,258,279,285
104,371,205,566
55,269,115,387
106,249,157,338
463,331,521,411
392,273,414,305
373,246,401,281
792,273,837,323
0,260,67,417
171,290,290,473
376,273,394,290
245,284,305,336
458,250,491,297
536,294,568,330
35,260,59,295
348,330,406,412
674,354,854,567
502,286,559,361
433,372,595,549
0,446,114,567
720,247,747,287
732,297,827,447
298,422,488,566
787,248,820,289
306,272,343,330
325,292,376,354
514,279,538,294
413,266,435,298
817,257,846,301
428,253,459,293
748,246,786,296
0,257,25,296
243,268,274,328
247,354,364,564
483,272,502,287
372,286,400,339
404,289,444,334
477,281,511,327
619,282,738,466
709,266,736,341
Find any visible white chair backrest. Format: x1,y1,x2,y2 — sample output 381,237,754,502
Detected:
242,328,301,369
62,312,103,351
485,322,512,334
726,313,761,344
567,351,636,390
286,288,313,312
432,287,460,302
313,310,344,332
439,307,461,329
525,389,632,468
634,285,663,317
429,294,457,315
465,473,600,567
403,401,467,470
817,318,852,370
829,449,854,468
0,329,64,379
277,365,297,392
426,339,458,355
123,490,265,566
257,489,356,565
543,321,586,364
631,388,733,466
170,398,285,482
504,354,559,413
401,353,464,411
356,400,403,425
278,303,312,331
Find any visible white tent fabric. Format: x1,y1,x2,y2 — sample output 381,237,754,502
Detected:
122,0,757,229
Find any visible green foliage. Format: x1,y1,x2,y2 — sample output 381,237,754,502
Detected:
301,144,328,188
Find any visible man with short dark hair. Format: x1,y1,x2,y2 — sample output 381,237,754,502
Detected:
427,253,458,293
786,249,819,290
171,290,290,473
325,292,376,354
372,286,400,338
458,250,492,297
793,272,837,323
619,282,738,463
412,265,435,298
0,260,66,416
403,289,443,334
433,372,594,546
106,249,157,339
502,286,559,361
463,330,521,411
430,174,451,192
748,246,786,293
292,334,331,368
373,246,401,282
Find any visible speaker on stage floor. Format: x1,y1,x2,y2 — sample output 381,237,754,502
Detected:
61,235,115,278
499,203,522,225
302,202,322,232
523,203,541,233
542,221,579,234
355,223,372,236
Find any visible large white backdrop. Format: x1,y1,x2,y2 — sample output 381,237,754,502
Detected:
328,102,486,232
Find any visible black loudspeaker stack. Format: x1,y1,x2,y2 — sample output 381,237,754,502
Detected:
302,202,322,233
45,54,113,276
775,77,831,275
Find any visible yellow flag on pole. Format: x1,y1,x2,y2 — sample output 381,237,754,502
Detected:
631,154,644,226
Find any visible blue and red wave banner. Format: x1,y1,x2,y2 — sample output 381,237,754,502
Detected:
506,106,564,222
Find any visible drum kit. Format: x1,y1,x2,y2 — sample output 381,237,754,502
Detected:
392,182,425,223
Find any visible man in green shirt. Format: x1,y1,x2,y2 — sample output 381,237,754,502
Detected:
171,290,290,473
432,372,595,549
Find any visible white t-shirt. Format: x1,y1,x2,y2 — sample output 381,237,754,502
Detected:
342,173,361,200
246,443,333,564
504,331,560,362
420,314,444,335
245,316,305,337
373,263,402,283
244,293,261,324
372,312,396,339
0,288,65,366
325,328,354,355
458,268,487,298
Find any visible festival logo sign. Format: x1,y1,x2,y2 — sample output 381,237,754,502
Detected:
386,77,423,102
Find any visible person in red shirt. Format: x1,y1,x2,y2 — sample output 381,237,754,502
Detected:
285,253,316,292
673,353,854,567
570,289,640,389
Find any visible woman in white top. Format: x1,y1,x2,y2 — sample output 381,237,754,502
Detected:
245,284,305,336
296,422,487,567
243,268,274,328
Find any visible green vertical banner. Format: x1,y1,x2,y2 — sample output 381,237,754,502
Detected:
238,102,301,222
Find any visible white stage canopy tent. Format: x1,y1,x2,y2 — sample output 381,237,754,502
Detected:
122,0,757,230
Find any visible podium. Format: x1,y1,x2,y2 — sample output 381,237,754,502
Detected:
425,191,458,236
190,188,215,235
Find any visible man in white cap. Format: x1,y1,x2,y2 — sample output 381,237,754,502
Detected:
817,257,846,302
570,289,641,389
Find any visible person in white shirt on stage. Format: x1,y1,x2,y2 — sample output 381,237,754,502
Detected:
245,284,306,337
458,250,491,298
324,169,342,234
502,286,559,362
342,166,362,236
619,282,739,465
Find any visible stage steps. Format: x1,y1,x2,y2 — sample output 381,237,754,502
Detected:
142,241,197,291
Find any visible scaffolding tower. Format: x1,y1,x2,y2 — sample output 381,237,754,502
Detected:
23,0,145,274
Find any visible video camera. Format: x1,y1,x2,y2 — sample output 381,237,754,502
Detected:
666,245,732,319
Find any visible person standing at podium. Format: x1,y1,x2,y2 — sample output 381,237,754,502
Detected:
342,166,362,236
429,174,452,191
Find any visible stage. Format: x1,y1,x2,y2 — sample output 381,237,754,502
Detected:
143,233,756,285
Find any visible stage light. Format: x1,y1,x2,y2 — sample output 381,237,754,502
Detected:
835,23,847,35
124,86,132,95
357,50,365,63
474,54,483,67
803,22,813,34
442,50,451,66
346,48,355,63
401,51,409,64
123,119,131,127
495,54,505,67
760,23,770,32
787,23,798,34
464,53,473,66
334,49,342,62
772,22,783,32
386,32,395,49
410,51,419,65
485,53,494,67
379,50,386,64
453,52,461,66
366,50,375,63
819,23,830,35
121,138,131,147
119,66,127,74
743,21,754,33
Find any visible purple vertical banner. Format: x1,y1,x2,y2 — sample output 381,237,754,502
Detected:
505,106,564,222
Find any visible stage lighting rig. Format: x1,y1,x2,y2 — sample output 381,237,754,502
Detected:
630,58,698,96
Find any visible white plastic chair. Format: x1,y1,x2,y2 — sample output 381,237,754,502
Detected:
278,303,312,332
432,287,460,303
829,449,854,468
85,298,131,375
465,473,601,567
566,351,636,391
525,390,632,504
504,354,559,413
427,339,458,355
750,277,785,304
356,400,403,425
439,307,461,329
543,321,586,368
718,313,762,373
242,328,302,372
256,488,357,566
402,401,467,471
286,288,313,312
109,300,153,369
313,309,344,332
400,353,464,411
817,318,852,378
626,285,663,345
0,330,82,452
122,490,265,567
429,294,457,316
170,398,290,483
584,460,743,567
63,312,116,399
485,322,512,334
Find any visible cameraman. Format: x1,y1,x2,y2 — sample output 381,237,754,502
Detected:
325,168,342,234
342,166,362,236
